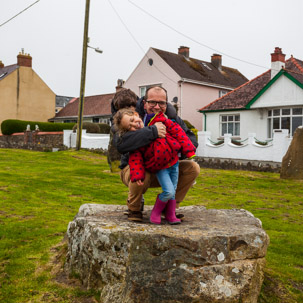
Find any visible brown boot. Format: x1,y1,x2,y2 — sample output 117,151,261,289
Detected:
128,210,143,222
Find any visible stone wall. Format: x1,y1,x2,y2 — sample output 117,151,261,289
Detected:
196,157,281,173
0,131,67,151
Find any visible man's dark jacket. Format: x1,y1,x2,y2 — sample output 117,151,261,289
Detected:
111,97,198,169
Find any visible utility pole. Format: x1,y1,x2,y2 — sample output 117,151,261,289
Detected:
76,0,90,150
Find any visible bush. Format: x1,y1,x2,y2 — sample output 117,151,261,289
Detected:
1,119,75,135
98,123,110,134
183,119,196,130
183,120,198,140
72,122,100,133
191,128,198,140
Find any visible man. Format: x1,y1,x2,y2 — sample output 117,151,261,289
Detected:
113,86,200,222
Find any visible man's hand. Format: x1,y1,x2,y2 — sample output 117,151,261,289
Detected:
154,122,166,138
136,180,144,186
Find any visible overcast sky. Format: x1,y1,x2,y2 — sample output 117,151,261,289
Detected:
1,0,303,97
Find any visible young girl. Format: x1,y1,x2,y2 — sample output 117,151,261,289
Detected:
114,108,196,225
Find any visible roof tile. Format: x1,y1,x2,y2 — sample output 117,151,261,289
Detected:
153,48,248,88
200,56,303,112
55,93,115,118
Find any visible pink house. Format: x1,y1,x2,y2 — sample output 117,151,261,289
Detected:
124,46,248,130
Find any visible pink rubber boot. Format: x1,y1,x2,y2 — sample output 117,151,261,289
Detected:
165,199,181,225
150,195,167,224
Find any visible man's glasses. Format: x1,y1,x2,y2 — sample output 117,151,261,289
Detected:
146,100,167,107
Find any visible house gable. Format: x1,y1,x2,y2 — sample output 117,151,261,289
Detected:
247,70,303,109
124,48,181,97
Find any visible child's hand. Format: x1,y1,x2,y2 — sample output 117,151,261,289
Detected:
136,180,144,186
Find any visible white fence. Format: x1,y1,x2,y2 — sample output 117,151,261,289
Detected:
63,129,291,163
64,130,110,150
196,129,291,163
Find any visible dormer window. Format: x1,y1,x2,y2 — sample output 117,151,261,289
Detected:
219,90,227,98
202,63,212,70
0,72,7,79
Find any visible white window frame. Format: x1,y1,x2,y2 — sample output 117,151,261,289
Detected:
139,84,162,98
220,114,240,136
267,107,303,138
219,90,228,98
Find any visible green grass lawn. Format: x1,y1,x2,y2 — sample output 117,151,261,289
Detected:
0,149,302,302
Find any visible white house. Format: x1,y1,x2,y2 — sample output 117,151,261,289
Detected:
124,46,248,131
199,47,303,142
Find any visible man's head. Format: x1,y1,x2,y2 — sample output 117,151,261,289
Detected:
144,86,168,114
114,108,144,135
112,88,137,111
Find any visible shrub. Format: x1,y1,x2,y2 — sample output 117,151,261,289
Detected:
191,128,198,140
183,120,198,140
98,123,110,134
1,119,75,135
183,119,196,130
72,122,100,133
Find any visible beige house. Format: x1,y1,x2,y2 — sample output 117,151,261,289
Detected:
124,46,248,130
0,50,55,133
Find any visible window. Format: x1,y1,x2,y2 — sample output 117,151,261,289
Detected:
220,114,240,136
267,108,303,137
139,84,162,98
100,118,110,125
140,87,146,98
219,90,228,98
0,72,7,79
92,117,100,123
64,120,77,123
202,63,212,70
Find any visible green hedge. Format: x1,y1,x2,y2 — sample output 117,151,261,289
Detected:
98,123,110,134
72,122,100,134
72,122,111,134
1,119,75,135
183,119,196,130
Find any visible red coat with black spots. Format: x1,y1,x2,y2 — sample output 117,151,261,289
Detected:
129,112,196,182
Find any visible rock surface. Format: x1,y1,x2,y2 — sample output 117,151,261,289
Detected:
65,204,269,303
281,126,303,179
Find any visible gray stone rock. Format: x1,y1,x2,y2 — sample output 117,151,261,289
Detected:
281,126,303,179
65,204,269,303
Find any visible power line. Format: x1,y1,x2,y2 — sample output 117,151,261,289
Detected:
107,0,177,85
128,0,269,71
0,0,41,28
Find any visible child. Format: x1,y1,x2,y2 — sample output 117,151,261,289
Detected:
114,108,196,225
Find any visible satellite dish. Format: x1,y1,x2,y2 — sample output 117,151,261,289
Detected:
172,96,178,103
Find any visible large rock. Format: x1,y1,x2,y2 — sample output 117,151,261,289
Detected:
65,204,269,303
280,126,303,179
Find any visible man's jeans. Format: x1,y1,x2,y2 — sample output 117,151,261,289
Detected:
156,162,179,202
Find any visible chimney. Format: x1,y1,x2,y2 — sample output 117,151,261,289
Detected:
271,47,285,79
17,49,32,67
211,54,222,71
0,61,4,68
116,79,125,92
178,46,190,58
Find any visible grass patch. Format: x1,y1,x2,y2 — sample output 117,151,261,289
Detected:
0,149,302,302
